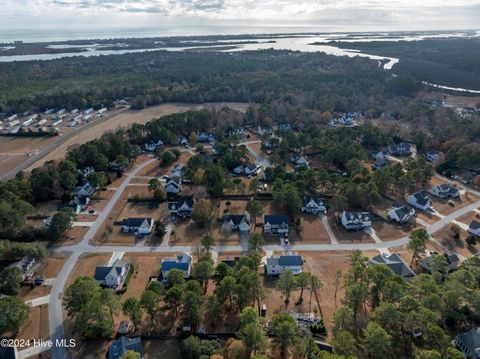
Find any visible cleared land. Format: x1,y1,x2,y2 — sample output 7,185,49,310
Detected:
0,102,248,180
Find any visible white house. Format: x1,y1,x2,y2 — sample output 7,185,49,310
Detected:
468,220,480,237
165,176,182,194
9,256,36,281
301,197,327,215
221,214,251,237
407,191,431,211
197,132,215,143
168,197,194,219
144,140,164,152
74,182,97,197
264,215,289,237
232,163,259,176
161,253,192,280
257,125,273,137
122,218,154,235
94,259,129,289
386,202,415,224
341,211,371,231
387,142,412,156
288,153,309,168
266,255,303,275
425,151,439,162
430,183,460,199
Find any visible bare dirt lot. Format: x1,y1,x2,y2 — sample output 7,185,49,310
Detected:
121,253,166,300
16,304,49,348
328,216,373,243
430,192,480,216
372,220,418,241
289,216,331,244
456,210,480,226
431,223,478,257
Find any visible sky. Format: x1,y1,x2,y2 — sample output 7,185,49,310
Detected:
1,0,480,34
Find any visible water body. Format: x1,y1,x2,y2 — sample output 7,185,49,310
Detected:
422,81,480,94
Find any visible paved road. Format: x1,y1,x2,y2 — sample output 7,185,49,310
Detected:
44,157,480,359
48,158,156,359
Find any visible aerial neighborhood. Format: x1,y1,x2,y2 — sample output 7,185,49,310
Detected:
1,28,480,359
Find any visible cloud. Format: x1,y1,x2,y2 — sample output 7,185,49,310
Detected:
1,0,480,32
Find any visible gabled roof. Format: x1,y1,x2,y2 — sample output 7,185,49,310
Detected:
161,254,192,273
343,211,371,223
94,259,125,281
469,220,480,231
108,336,143,359
389,202,414,221
411,190,430,206
370,253,415,278
168,197,194,211
421,252,460,272
222,214,250,226
264,215,289,225
302,197,326,207
122,218,153,228
456,328,480,356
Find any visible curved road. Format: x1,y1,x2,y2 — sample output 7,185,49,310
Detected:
46,160,480,358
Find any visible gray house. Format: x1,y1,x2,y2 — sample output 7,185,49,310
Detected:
455,328,480,359
94,259,129,289
386,202,415,224
369,253,415,279
108,336,143,359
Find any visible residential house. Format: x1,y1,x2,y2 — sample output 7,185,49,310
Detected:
228,127,246,137
421,252,460,273
369,253,415,279
372,157,390,170
266,255,303,275
73,195,90,211
57,201,82,214
387,142,412,156
109,159,126,173
94,259,129,289
264,215,289,237
144,139,163,152
108,336,143,359
288,153,309,168
386,202,415,224
221,214,251,236
161,253,192,280
81,166,95,177
121,218,155,235
171,164,184,178
407,191,431,211
468,220,480,237
9,256,36,281
454,328,480,359
168,197,194,219
232,163,259,176
338,113,355,125
425,150,439,162
197,132,215,143
301,197,327,215
277,123,293,131
164,175,182,194
257,125,273,137
74,182,97,198
177,136,188,145
341,211,372,231
430,183,460,199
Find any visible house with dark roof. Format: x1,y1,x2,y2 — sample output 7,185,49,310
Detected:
373,150,388,161
121,218,154,235
425,150,439,162
264,215,289,237
94,259,129,289
372,157,390,170
197,132,215,143
408,190,431,211
161,253,192,280
57,201,81,214
221,214,251,235
228,127,247,137
301,197,327,215
168,197,194,219
74,182,97,197
420,252,460,274
369,253,415,279
232,163,259,176
386,202,415,224
454,328,480,359
266,255,303,275
468,220,480,237
171,164,184,178
144,139,163,152
277,123,293,131
108,336,143,359
387,142,412,156
109,159,127,173
430,183,460,199
341,211,371,231
165,175,182,194
288,153,309,168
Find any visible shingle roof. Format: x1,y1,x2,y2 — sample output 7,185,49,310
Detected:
122,218,152,228
264,215,289,225
94,259,125,281
369,253,415,278
469,220,480,230
279,255,303,266
343,212,371,223
456,328,480,356
108,336,143,359
412,191,430,206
